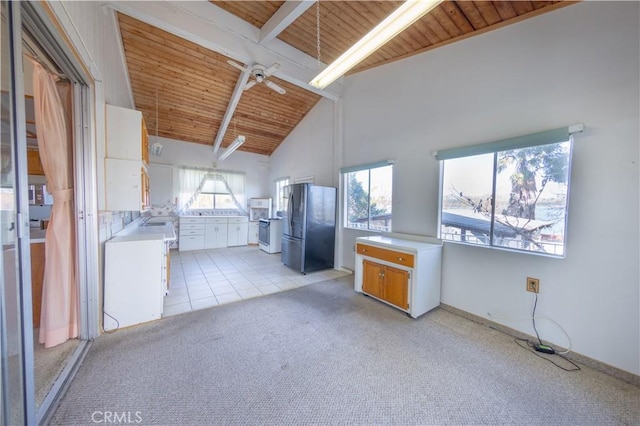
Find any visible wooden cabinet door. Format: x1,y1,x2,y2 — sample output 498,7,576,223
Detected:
27,149,44,175
141,119,149,165
382,265,409,310
141,169,150,210
362,260,384,300
30,243,45,327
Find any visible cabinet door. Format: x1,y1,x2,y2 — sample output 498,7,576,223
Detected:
106,104,142,160
362,260,384,299
105,158,141,211
141,168,150,211
216,224,229,247
27,149,44,175
227,222,248,246
205,223,228,249
248,223,259,244
383,265,409,310
141,118,149,165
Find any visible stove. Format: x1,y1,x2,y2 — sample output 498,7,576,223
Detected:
258,218,283,254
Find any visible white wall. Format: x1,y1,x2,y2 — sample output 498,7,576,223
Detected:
149,136,271,210
49,1,134,215
273,2,640,375
269,98,336,191
51,2,132,107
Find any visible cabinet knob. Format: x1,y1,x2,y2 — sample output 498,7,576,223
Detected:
398,257,404,262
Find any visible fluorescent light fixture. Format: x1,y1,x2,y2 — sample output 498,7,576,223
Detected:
151,142,163,157
309,0,443,89
217,135,245,162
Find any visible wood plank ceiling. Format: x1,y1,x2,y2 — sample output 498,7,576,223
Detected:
117,1,573,157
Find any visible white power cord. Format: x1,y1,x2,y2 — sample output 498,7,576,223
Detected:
486,312,573,354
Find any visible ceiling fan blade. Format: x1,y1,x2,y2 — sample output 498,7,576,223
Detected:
264,80,286,95
263,63,281,77
227,60,248,73
244,80,257,90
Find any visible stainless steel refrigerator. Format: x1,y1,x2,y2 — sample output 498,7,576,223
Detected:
281,183,336,274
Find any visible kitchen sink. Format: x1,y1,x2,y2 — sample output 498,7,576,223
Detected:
143,222,166,227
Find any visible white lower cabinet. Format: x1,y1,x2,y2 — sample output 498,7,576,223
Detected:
179,217,205,251
248,222,259,245
205,218,228,249
227,217,248,246
104,235,164,331
179,216,248,251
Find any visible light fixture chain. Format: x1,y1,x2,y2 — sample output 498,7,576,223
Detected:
155,88,159,141
316,0,321,69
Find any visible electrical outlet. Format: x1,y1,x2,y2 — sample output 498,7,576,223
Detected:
527,277,540,293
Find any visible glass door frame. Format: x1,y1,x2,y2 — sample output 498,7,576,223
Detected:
2,1,102,423
1,1,36,424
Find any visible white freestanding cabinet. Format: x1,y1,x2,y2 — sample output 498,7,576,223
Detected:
355,234,442,318
104,235,164,331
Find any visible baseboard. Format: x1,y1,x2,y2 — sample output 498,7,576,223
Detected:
439,303,640,386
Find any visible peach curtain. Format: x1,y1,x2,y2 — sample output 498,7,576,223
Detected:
31,61,78,348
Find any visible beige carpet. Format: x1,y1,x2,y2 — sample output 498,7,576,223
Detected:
33,329,79,408
50,276,639,425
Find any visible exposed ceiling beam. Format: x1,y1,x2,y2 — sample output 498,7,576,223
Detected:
105,1,341,101
212,69,251,154
260,1,315,45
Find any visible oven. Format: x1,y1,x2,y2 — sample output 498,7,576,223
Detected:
258,218,282,254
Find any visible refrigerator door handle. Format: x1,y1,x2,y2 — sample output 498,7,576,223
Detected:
288,191,294,232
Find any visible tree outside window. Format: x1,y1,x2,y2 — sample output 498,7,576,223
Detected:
345,165,393,231
441,141,572,256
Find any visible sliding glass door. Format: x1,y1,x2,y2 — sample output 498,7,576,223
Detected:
1,1,36,423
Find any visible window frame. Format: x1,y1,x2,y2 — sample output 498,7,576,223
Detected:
342,162,393,232
436,126,582,258
274,176,290,214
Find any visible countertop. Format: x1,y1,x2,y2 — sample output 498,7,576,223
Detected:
180,215,248,220
356,234,442,252
117,218,177,242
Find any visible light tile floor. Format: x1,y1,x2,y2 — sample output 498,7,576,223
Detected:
163,245,351,317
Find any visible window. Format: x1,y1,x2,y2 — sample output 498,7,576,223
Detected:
192,179,236,209
438,126,581,257
274,177,289,214
343,162,393,231
178,168,245,213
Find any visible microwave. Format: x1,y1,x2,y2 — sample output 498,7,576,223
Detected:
28,184,53,205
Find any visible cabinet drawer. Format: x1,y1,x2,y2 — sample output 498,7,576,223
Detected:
180,223,205,231
180,217,205,225
356,243,414,268
228,217,248,224
179,235,205,251
206,218,228,224
179,228,204,236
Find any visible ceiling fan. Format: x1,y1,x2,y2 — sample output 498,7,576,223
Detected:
227,60,286,94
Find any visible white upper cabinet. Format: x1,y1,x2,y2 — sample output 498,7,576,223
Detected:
106,104,143,161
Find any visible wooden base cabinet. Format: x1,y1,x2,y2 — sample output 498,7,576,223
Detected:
355,235,442,318
30,242,45,328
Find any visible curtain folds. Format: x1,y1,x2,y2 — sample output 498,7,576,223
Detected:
31,61,78,348
178,168,246,214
